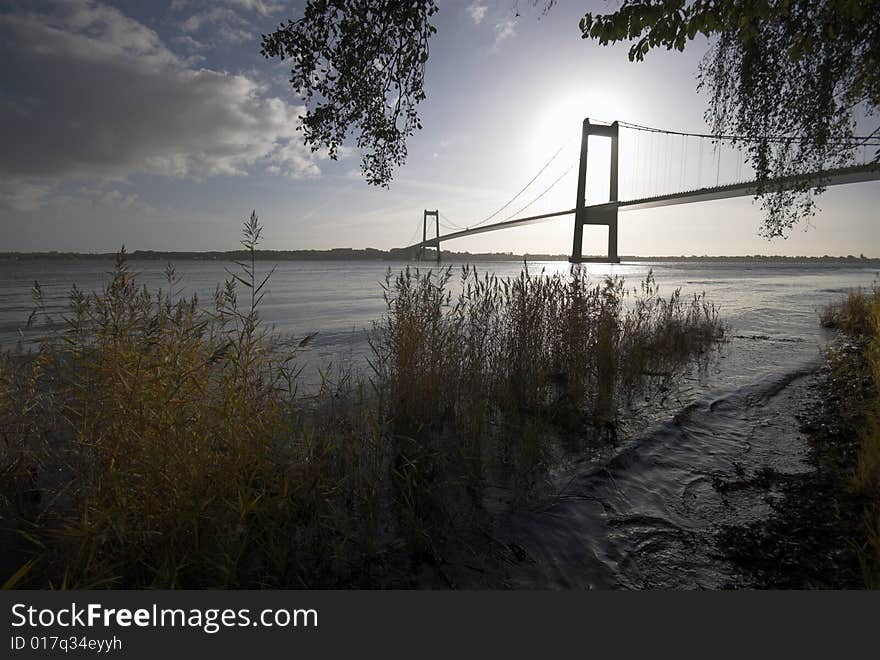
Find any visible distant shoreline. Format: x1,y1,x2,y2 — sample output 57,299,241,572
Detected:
2,249,879,264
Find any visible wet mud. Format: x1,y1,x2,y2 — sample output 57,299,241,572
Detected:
717,342,872,588
428,343,867,589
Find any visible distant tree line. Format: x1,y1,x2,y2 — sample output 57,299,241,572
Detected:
3,251,877,263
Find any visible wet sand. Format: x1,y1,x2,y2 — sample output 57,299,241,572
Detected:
421,339,870,589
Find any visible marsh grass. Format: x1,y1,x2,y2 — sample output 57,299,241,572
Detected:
1,214,724,588
821,284,880,587
370,265,724,508
0,213,383,588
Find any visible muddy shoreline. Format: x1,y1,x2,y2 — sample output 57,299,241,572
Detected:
409,336,873,590
717,339,874,588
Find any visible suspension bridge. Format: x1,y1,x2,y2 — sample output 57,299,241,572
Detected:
403,119,880,263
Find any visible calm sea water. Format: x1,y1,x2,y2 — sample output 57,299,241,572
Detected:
2,257,875,385
1,257,877,587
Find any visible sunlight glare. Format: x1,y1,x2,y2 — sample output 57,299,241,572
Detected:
530,91,625,161
529,90,628,207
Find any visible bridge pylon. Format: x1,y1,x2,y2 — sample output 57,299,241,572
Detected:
419,209,440,262
570,119,621,264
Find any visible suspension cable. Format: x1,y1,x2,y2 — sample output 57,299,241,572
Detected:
664,134,671,192
495,165,575,225
677,134,684,191
619,121,880,145
438,212,466,230
467,142,569,230
697,138,704,188
405,217,423,246
681,134,687,190
631,128,639,199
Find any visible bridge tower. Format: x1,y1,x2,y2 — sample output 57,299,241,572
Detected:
419,209,440,262
570,119,621,264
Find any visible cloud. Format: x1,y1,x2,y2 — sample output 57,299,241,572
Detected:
172,0,283,16
466,3,488,24
224,0,284,15
494,17,517,46
173,34,207,51
0,1,324,183
0,181,55,212
215,25,254,43
78,187,149,211
179,7,240,33
464,5,518,49
175,0,281,40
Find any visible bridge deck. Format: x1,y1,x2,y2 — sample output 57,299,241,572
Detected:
614,163,880,211
407,164,879,250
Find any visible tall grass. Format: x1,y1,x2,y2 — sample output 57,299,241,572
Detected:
1,213,724,588
821,283,880,587
1,213,382,588
373,265,721,424
370,265,723,504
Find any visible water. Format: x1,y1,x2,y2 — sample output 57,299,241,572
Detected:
497,364,819,588
1,257,876,587
3,257,874,371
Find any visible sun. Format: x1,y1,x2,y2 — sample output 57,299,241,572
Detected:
530,91,628,163
526,91,630,205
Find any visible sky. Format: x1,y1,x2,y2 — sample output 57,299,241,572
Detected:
0,0,877,256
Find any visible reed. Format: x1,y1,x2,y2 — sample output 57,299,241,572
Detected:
1,214,725,588
1,214,382,588
821,284,880,587
370,264,724,505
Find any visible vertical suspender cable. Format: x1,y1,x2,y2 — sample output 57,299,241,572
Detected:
631,128,639,199
683,135,689,190
654,133,663,195
698,138,703,188
640,132,644,197
679,134,685,190
664,133,670,193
